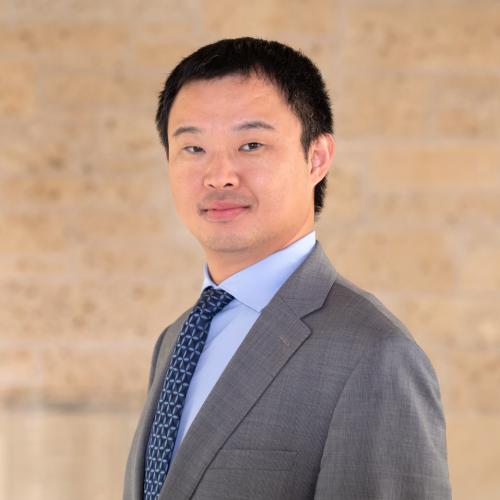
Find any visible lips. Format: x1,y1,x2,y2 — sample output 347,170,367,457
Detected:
201,200,250,221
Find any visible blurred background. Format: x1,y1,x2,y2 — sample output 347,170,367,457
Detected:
1,0,499,498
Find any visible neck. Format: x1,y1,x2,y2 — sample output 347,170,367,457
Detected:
205,228,314,284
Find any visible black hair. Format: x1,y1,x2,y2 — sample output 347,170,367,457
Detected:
155,37,334,215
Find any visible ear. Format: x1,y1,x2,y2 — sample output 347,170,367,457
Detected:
308,133,335,186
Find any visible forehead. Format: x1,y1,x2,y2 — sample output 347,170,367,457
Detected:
168,74,298,131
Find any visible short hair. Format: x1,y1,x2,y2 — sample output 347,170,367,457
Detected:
155,37,334,215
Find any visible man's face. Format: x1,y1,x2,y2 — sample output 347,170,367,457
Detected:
167,74,329,267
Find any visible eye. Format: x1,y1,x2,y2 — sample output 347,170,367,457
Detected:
240,142,263,152
183,145,205,154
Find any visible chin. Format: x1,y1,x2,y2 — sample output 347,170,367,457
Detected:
201,236,253,253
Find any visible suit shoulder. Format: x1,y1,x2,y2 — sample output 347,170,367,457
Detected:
324,272,414,343
308,272,441,392
302,270,437,375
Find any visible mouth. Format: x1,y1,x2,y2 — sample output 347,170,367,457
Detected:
201,205,250,222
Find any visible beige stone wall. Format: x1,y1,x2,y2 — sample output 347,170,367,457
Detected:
1,0,499,498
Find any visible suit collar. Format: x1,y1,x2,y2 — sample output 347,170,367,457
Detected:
276,240,337,317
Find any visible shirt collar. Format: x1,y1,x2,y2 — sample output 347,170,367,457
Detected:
201,231,316,312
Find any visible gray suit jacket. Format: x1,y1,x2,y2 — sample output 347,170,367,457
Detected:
124,242,451,499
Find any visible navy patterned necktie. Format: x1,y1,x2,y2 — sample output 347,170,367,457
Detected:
143,286,234,500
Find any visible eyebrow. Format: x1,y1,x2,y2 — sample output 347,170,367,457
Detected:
233,120,275,132
172,126,202,138
171,120,275,139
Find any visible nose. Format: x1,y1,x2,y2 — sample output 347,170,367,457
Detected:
203,153,239,190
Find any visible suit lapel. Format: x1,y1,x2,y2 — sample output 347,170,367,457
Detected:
160,242,336,499
127,310,190,500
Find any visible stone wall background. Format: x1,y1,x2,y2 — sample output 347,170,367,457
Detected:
1,0,499,498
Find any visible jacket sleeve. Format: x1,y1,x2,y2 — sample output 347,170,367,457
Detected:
314,334,452,499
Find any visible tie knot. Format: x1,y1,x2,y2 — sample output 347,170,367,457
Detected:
196,286,234,319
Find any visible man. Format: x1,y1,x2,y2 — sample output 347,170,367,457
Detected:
124,38,451,500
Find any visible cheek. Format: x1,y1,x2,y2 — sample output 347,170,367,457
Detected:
246,152,295,190
254,159,307,202
169,170,199,206
245,169,283,208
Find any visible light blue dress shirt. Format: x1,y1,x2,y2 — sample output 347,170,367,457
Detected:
172,230,317,456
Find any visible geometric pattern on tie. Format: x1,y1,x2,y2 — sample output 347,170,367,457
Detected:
143,286,234,500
